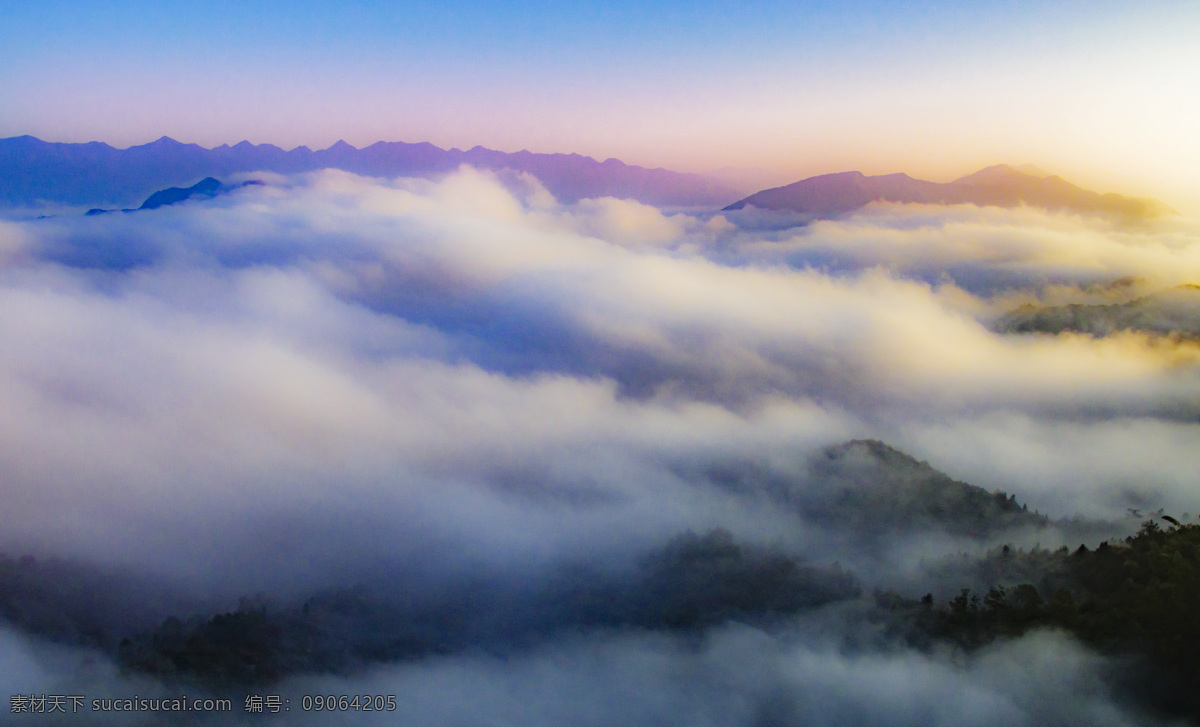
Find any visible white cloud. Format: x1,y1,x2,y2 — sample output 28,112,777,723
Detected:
0,168,1196,723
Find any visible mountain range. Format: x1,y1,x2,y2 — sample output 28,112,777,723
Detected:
0,135,1178,220
0,135,740,209
723,165,1177,219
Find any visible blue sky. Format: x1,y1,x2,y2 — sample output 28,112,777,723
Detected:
2,0,1198,210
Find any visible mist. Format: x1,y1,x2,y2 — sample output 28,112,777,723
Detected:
0,167,1196,723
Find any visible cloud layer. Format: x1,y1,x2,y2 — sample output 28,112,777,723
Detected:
0,167,1196,723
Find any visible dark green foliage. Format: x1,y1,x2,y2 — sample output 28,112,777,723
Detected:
119,608,283,686
694,440,1057,540
0,553,185,650
628,529,859,628
0,554,111,648
116,590,460,689
937,521,1200,677
993,284,1200,339
114,529,859,687
803,440,1049,538
890,520,1200,720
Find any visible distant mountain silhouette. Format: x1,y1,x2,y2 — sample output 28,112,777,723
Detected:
138,176,223,210
724,165,1176,220
0,136,739,209
82,176,264,215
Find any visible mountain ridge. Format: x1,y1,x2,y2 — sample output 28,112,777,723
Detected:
82,176,265,216
725,164,1177,220
0,135,741,209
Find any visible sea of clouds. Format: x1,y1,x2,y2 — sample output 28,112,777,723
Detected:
0,167,1197,724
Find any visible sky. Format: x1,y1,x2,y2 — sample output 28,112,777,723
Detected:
2,4,1200,721
1,0,1199,213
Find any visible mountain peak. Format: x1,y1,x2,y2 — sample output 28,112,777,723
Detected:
138,177,223,210
952,164,1039,186
824,438,911,462
725,165,1174,220
804,440,1046,537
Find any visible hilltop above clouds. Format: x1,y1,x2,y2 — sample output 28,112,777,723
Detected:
995,284,1200,339
724,165,1177,221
